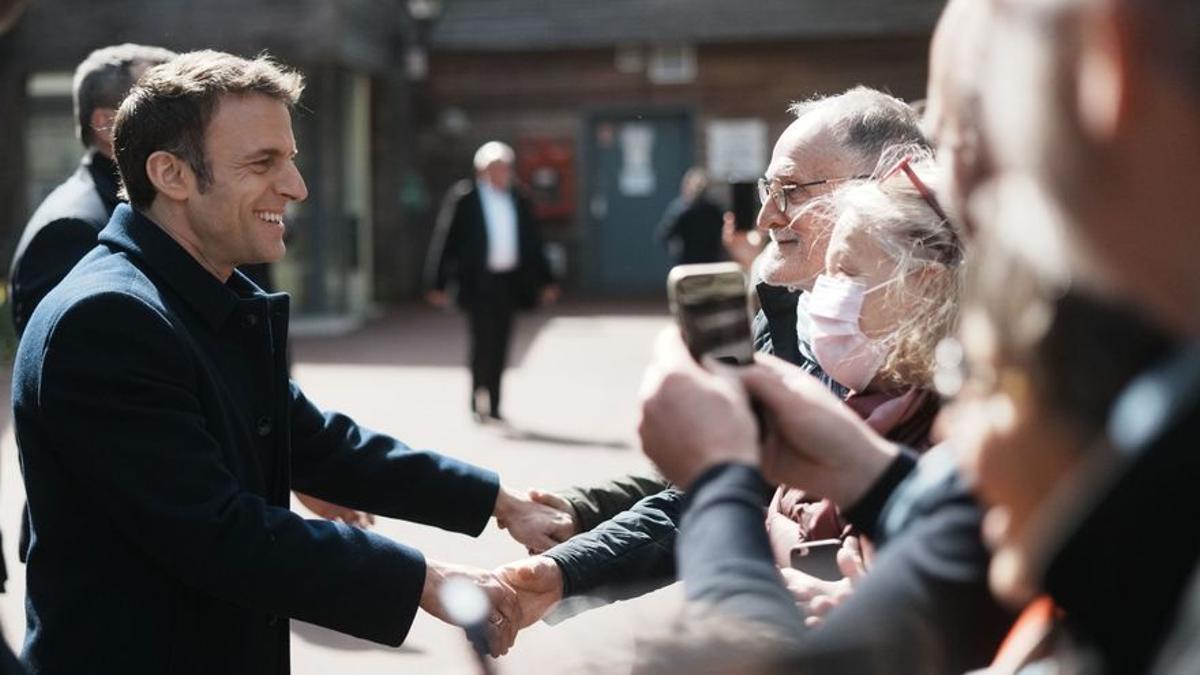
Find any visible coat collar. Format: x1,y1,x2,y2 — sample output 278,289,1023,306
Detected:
98,204,262,329
84,150,122,216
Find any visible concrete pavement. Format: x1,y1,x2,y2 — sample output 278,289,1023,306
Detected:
0,299,673,673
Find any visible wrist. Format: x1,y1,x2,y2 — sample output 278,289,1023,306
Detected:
835,434,899,508
493,485,520,521
420,559,445,611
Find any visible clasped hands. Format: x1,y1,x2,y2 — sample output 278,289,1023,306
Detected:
418,487,572,657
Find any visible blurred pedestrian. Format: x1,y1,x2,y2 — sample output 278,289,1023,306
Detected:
425,141,559,423
656,167,725,265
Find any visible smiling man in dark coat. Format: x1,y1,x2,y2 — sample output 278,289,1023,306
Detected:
12,50,532,674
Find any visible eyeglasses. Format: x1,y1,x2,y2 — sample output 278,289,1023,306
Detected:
756,175,869,213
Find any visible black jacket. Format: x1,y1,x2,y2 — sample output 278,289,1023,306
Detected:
1044,345,1200,673
656,195,725,265
425,179,554,310
9,151,120,338
13,204,501,674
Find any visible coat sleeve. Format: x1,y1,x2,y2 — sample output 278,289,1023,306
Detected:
676,464,806,633
543,488,683,599
288,384,500,537
36,292,431,647
556,471,672,532
424,183,467,293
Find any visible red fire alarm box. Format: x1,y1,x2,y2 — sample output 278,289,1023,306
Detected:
517,137,575,225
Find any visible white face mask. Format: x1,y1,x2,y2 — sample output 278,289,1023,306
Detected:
800,274,893,392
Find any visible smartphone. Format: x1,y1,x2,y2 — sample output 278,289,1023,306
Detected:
789,539,843,582
667,262,755,366
730,182,758,231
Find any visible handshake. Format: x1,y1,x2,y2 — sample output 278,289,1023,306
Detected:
418,487,579,656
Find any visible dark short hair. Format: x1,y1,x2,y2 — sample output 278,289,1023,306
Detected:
73,43,176,149
112,50,305,209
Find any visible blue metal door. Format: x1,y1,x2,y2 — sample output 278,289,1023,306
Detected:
582,111,693,294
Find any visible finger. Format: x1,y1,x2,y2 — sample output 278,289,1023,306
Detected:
529,489,572,512
838,538,866,582
808,595,837,617
549,521,577,542
804,615,824,628
527,534,558,554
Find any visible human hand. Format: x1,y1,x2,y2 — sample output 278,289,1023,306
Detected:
425,290,449,308
738,354,898,507
494,486,579,553
721,212,764,271
294,491,375,529
493,556,564,629
780,537,867,626
420,560,522,657
637,329,759,489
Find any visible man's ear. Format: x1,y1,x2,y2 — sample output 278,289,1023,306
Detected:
144,151,193,202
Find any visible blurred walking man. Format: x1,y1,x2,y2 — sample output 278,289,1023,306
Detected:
425,142,558,422
13,51,534,674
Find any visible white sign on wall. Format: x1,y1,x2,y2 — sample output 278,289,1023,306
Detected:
706,118,768,183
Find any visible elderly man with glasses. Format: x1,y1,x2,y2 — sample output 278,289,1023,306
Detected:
488,87,1015,672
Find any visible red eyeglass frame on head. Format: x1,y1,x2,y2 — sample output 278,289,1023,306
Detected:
884,156,952,226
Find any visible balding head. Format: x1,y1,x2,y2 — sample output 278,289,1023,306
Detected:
757,87,927,289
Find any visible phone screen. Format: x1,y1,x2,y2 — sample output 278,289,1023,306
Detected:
730,182,758,232
668,263,754,365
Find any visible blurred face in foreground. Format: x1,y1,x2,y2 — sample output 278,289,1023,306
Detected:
951,313,1087,606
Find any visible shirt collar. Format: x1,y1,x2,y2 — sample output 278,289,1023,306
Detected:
98,204,260,329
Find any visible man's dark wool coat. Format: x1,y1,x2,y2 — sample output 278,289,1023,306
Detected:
13,204,500,674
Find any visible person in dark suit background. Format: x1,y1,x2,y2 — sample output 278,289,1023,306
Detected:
655,167,725,266
425,141,559,422
9,43,175,337
12,50,551,673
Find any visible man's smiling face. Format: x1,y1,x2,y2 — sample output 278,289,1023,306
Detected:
756,113,864,291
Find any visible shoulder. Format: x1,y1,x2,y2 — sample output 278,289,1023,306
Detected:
35,254,171,341
448,179,477,202
25,166,107,231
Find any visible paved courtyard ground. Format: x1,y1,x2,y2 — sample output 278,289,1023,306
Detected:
0,299,676,673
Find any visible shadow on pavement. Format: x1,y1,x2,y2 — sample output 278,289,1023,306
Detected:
496,423,629,451
291,620,425,654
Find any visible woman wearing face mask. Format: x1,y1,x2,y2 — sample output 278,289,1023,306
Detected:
765,154,966,621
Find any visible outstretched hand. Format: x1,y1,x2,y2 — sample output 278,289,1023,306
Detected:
496,488,580,553
420,560,523,657
493,556,565,629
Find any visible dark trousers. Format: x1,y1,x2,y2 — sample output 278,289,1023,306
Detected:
466,271,518,416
